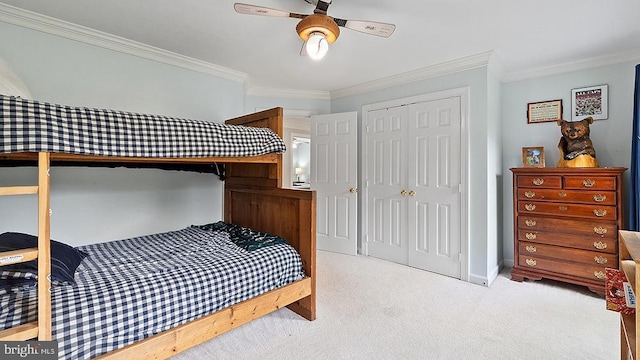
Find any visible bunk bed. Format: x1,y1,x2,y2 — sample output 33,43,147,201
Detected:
0,94,316,359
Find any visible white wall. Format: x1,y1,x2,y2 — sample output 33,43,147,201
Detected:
0,21,246,246
501,61,638,266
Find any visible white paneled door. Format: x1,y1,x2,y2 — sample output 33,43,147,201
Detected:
311,112,358,255
365,105,409,264
366,96,462,278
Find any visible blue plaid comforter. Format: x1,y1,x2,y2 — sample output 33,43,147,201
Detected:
0,227,304,359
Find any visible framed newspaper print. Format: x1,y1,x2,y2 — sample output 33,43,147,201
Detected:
571,84,608,120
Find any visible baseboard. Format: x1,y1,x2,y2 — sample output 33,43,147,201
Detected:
469,273,489,287
503,259,514,268
469,260,504,287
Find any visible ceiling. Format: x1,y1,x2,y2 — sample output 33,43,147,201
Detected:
1,0,640,94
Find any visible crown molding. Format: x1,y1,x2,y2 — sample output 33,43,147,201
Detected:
248,86,331,100
0,3,248,83
330,51,494,99
502,48,640,83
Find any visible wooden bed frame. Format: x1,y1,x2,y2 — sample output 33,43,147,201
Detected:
0,107,316,359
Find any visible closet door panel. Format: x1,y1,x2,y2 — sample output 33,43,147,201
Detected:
407,97,462,278
366,107,408,264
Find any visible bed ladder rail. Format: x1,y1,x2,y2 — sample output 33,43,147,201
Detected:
0,152,52,341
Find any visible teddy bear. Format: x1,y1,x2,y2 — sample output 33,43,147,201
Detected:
556,117,599,167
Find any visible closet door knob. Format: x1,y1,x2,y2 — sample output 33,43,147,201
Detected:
408,191,416,197
400,190,407,196
349,188,357,194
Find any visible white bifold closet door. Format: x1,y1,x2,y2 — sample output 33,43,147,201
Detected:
366,96,462,279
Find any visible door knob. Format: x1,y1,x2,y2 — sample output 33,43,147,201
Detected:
349,188,357,194
408,190,416,197
400,190,407,196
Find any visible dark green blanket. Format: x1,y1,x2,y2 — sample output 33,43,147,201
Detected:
193,221,286,251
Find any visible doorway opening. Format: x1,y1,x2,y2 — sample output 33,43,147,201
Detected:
292,137,310,189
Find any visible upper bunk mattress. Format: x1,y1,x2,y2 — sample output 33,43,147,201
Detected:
0,94,286,158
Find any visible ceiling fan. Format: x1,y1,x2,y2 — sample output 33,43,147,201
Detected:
234,0,396,60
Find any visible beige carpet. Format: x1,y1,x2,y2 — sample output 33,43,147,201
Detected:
174,250,619,360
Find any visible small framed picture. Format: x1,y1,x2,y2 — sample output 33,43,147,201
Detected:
571,84,608,120
522,146,545,168
527,99,562,124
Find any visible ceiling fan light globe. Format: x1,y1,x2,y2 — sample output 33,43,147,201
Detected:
306,32,329,60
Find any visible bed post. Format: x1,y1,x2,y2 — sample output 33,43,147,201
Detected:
224,107,283,188
37,152,52,340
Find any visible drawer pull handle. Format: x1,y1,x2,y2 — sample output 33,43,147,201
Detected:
525,219,537,227
593,227,608,235
593,209,607,217
524,191,535,198
594,271,606,280
593,194,607,202
593,241,608,250
525,245,537,253
525,233,537,240
525,204,536,211
532,178,544,186
594,256,608,264
558,206,568,211
526,258,537,266
583,179,596,187
558,192,567,198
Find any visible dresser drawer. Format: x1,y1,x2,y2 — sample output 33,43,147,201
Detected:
518,201,617,220
518,216,617,239
517,229,616,253
517,188,616,205
517,255,607,282
517,175,562,189
519,241,617,265
564,176,617,190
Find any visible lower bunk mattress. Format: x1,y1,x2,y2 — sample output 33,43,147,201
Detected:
0,224,305,359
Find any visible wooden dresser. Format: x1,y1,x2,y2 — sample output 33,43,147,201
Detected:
510,167,626,296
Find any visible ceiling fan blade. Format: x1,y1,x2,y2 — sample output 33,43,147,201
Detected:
333,18,396,38
234,3,306,19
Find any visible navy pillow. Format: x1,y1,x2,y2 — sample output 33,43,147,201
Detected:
0,232,87,284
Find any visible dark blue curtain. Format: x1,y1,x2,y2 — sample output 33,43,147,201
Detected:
630,64,640,231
